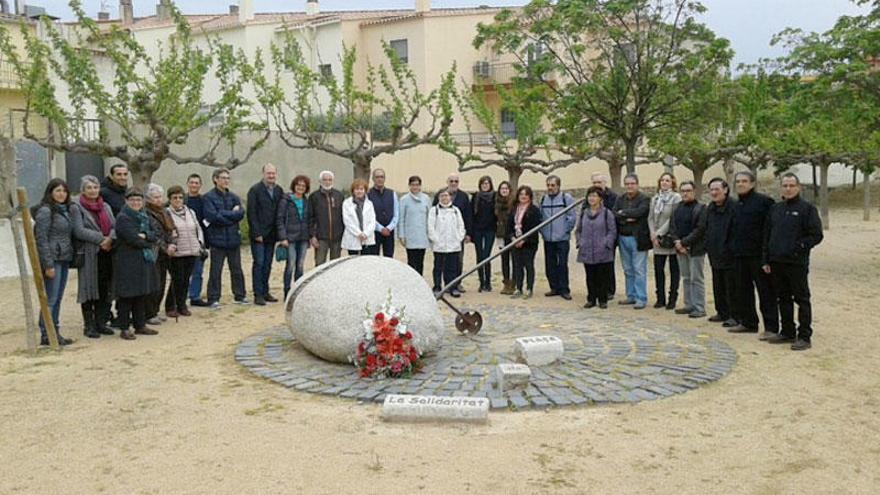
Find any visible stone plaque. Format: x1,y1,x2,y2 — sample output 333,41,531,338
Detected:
382,394,490,423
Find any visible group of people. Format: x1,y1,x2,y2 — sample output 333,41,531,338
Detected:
32,163,823,351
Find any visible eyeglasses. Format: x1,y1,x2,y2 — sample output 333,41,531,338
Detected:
218,176,230,180
448,180,459,183
681,189,694,193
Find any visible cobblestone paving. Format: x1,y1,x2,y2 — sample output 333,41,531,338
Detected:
235,304,737,411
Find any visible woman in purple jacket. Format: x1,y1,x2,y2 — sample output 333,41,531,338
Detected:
576,186,618,309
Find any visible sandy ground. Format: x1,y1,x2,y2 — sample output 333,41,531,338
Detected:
0,207,878,494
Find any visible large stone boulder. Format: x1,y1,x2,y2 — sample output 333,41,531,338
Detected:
285,256,445,363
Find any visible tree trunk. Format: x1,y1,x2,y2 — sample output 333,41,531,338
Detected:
864,169,872,222
130,162,154,190
353,156,372,181
625,139,637,175
811,162,819,201
507,167,523,192
723,157,736,187
692,166,705,197
819,161,830,230
853,166,858,191
608,157,623,192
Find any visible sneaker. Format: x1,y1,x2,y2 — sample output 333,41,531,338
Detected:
190,299,210,307
791,339,811,351
208,301,222,310
254,296,267,306
432,289,442,298
675,307,694,315
511,291,523,299
265,294,279,303
722,319,739,328
524,290,533,299
450,289,462,298
146,317,162,326
634,302,646,310
708,314,725,322
158,315,168,322
618,299,636,305
688,312,706,319
234,298,251,305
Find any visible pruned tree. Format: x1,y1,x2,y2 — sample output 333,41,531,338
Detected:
256,33,456,181
474,0,733,173
438,80,588,191
0,0,268,187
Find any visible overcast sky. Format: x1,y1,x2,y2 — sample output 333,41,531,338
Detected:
39,0,870,68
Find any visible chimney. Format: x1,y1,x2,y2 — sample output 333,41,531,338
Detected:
238,0,254,23
306,0,319,16
98,11,110,20
120,0,134,26
415,0,430,13
229,5,239,15
156,0,171,21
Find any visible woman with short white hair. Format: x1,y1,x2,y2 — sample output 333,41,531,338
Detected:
144,183,177,325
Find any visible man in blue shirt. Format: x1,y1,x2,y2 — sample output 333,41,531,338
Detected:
364,168,399,257
540,175,577,300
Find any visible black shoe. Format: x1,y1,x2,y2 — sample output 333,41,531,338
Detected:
791,339,811,351
722,319,739,328
560,293,572,301
84,327,100,339
583,301,596,309
58,336,73,346
708,314,725,322
727,325,758,334
265,294,279,303
688,312,706,319
665,301,676,310
485,284,492,292
190,299,210,307
653,301,666,309
767,334,796,344
478,286,485,293
40,336,49,346
254,296,267,306
599,302,608,309
97,325,114,336
545,291,560,297
675,307,694,315
607,293,615,301
618,299,636,305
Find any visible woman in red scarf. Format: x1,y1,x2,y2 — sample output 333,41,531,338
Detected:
70,175,116,339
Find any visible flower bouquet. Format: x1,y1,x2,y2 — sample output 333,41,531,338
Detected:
351,292,422,379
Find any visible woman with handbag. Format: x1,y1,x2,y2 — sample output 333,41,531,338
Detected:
34,178,75,346
277,175,312,299
166,185,203,317
648,172,682,309
70,175,115,339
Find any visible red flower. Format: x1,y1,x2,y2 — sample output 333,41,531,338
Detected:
403,331,413,340
389,317,399,327
374,313,385,322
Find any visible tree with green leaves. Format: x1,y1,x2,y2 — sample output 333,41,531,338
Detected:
438,81,587,191
255,33,457,181
474,0,733,174
0,0,267,188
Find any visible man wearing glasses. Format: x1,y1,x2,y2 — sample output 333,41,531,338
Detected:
203,168,248,308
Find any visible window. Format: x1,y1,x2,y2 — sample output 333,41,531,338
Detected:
527,42,546,66
500,109,516,139
319,64,333,81
389,39,408,64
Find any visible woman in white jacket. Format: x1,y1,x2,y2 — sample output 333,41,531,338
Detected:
428,189,466,297
341,179,376,255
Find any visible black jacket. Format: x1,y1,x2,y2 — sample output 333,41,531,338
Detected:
669,200,707,257
246,181,284,242
731,190,774,258
100,177,127,216
601,189,619,210
507,204,542,249
471,191,497,232
434,190,473,238
704,199,735,269
277,194,312,242
763,195,823,265
308,188,344,241
113,209,159,299
613,192,651,251
203,188,245,250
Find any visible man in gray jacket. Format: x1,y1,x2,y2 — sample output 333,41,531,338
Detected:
540,176,577,300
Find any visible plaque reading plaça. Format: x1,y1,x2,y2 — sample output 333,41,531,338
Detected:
381,394,490,423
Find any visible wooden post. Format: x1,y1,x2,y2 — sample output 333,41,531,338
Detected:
17,188,60,350
10,211,39,352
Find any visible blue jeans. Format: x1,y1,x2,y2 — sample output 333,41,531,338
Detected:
473,230,495,287
543,240,571,295
39,261,69,339
618,236,647,304
250,241,275,298
283,241,310,296
188,257,204,301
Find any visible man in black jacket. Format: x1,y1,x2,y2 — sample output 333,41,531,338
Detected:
246,164,284,305
100,164,129,216
728,171,779,338
309,170,344,266
670,180,707,318
613,173,651,309
762,173,823,350
703,178,737,327
592,172,618,299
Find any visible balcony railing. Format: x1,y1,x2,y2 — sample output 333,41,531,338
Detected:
472,62,518,87
0,58,28,90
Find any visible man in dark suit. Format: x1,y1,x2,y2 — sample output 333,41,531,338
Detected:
246,163,284,306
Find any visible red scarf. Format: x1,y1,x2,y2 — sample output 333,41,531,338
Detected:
79,195,112,236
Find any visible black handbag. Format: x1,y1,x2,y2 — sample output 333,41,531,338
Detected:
658,234,675,250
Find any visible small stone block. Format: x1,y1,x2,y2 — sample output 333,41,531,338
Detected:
381,394,489,423
514,336,564,366
495,363,531,393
